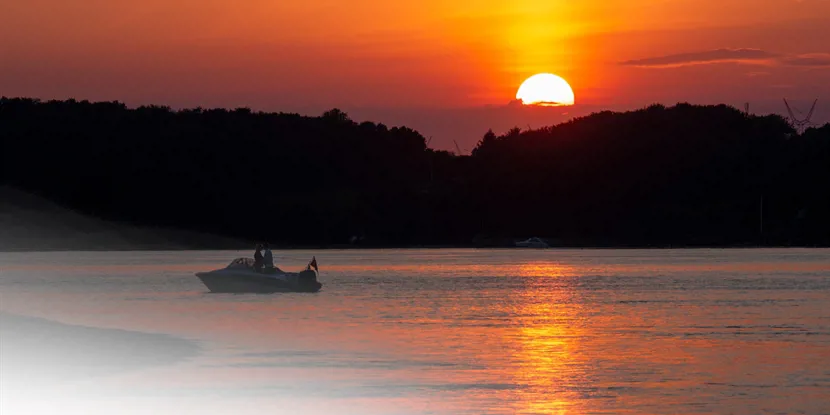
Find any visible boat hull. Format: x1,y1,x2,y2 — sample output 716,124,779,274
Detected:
195,270,322,293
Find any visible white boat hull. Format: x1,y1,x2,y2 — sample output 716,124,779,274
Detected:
195,258,322,293
515,237,550,248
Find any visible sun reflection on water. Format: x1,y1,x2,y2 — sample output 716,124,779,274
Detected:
517,262,579,278
504,262,590,414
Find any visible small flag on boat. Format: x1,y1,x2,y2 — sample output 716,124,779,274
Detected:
307,256,318,272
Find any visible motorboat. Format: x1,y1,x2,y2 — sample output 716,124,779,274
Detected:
515,237,549,248
195,257,322,293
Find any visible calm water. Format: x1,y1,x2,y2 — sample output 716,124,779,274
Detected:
1,248,830,415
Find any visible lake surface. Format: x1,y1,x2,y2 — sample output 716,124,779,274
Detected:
1,248,830,415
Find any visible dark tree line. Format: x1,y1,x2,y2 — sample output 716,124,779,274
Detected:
2,97,828,247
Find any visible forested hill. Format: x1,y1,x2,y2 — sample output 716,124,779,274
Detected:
1,97,828,248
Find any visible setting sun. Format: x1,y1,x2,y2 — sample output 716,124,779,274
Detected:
516,73,575,107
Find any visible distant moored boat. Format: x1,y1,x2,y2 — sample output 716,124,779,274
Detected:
514,237,550,248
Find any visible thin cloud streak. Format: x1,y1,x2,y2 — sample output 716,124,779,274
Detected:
621,48,830,68
781,53,830,67
620,48,778,68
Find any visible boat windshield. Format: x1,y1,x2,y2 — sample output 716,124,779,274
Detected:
227,258,255,269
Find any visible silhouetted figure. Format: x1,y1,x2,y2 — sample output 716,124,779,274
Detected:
263,243,274,272
253,244,264,273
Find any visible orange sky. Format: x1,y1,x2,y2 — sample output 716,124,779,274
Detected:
2,0,829,150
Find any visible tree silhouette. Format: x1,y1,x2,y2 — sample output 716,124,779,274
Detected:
1,97,828,247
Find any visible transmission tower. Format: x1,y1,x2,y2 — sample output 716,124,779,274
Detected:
783,98,818,134
453,140,465,156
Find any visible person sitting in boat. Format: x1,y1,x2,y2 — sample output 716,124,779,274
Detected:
253,244,264,273
263,243,275,273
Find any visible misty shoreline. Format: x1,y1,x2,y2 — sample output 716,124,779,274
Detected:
0,312,202,415
0,312,201,387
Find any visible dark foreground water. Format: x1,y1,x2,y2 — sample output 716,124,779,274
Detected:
1,248,829,415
